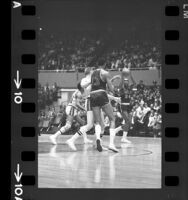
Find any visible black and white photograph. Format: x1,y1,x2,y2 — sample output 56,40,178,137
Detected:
38,0,162,188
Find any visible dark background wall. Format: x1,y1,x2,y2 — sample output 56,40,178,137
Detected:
38,0,161,42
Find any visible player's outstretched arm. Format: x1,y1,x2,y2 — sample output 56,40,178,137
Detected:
110,75,121,83
108,94,121,104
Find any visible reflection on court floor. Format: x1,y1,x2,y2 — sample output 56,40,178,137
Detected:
38,135,161,188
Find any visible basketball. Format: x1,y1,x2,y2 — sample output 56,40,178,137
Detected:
122,67,130,78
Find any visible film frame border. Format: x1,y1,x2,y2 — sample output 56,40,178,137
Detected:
11,0,188,199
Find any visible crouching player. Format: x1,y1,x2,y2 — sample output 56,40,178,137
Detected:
65,68,96,150
49,82,86,145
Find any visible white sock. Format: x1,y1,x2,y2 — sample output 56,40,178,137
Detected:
95,124,101,140
80,125,89,141
53,130,61,138
122,131,128,138
109,128,116,146
69,132,80,143
114,126,122,134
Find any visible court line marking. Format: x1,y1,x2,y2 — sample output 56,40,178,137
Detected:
38,143,153,156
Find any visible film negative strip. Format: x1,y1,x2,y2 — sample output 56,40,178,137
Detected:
11,0,188,200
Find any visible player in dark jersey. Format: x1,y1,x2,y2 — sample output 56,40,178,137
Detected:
90,58,122,153
111,68,136,143
66,67,121,151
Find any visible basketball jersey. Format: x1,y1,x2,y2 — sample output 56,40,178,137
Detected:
119,88,130,104
91,69,107,91
68,90,82,108
117,87,131,113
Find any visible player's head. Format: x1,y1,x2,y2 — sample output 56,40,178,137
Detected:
77,82,83,93
122,67,130,78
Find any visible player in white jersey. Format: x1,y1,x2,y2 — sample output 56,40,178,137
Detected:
50,82,86,145
66,67,104,150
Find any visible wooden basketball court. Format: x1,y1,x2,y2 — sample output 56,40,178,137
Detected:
38,135,161,188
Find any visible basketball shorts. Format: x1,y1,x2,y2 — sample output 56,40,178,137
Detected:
90,91,109,108
66,105,78,117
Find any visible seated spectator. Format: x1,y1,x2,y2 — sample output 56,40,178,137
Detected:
153,111,162,137
137,80,145,91
148,109,155,131
38,32,161,71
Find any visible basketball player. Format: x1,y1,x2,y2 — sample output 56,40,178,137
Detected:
49,82,86,145
65,67,96,150
66,67,120,151
90,58,121,153
111,68,136,143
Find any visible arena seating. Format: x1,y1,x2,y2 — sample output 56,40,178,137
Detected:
38,33,161,71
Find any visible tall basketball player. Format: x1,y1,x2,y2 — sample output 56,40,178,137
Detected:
49,82,86,145
90,58,120,153
66,67,121,151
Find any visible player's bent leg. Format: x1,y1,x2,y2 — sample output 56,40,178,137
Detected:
75,114,85,126
102,103,119,153
66,111,94,150
100,110,105,138
121,111,131,143
50,120,72,145
50,115,73,145
92,107,103,152
82,111,94,143
114,126,123,135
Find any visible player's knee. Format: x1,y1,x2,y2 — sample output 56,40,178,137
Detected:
110,120,116,129
64,123,71,131
121,124,129,132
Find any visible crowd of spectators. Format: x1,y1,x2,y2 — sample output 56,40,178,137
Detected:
39,32,161,71
38,82,59,110
38,80,161,137
112,80,162,137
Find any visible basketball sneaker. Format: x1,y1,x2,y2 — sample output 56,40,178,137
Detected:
121,137,131,143
66,139,77,151
108,144,119,153
96,139,103,152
